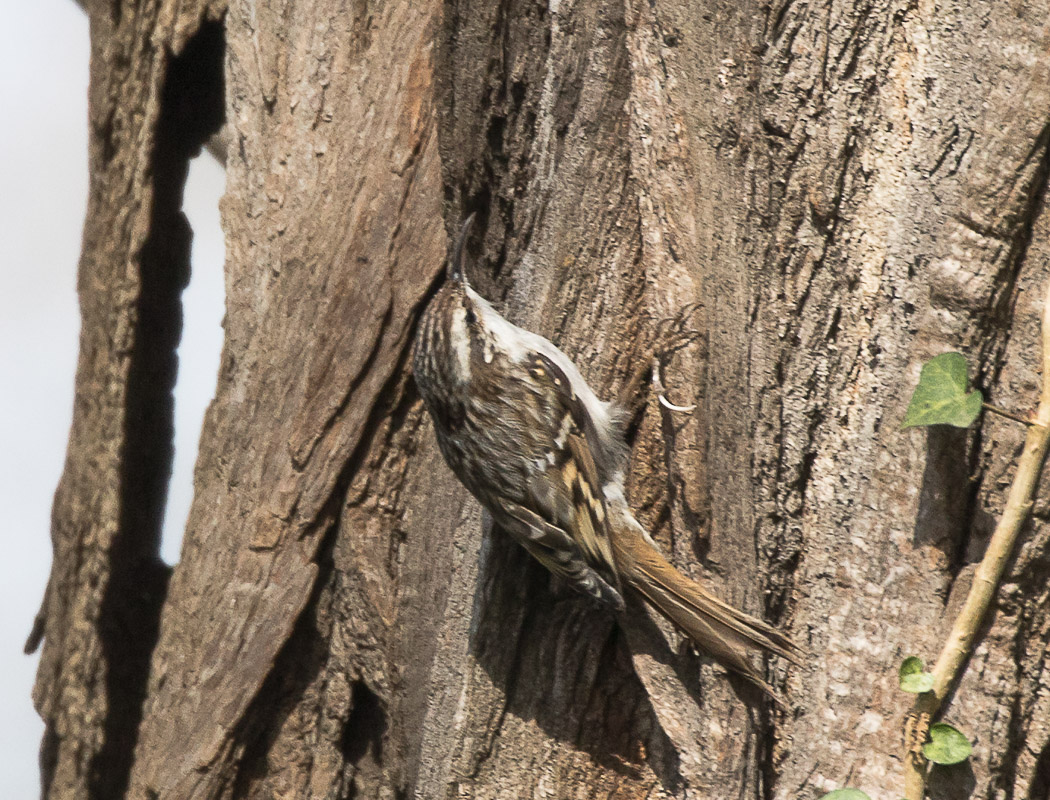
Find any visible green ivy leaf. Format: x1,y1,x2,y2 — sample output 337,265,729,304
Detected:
818,791,871,800
899,656,935,693
922,723,972,765
902,352,983,428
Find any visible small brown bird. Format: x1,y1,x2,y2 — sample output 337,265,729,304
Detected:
413,216,799,698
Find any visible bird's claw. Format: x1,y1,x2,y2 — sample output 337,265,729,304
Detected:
651,356,697,414
650,304,700,414
615,303,701,420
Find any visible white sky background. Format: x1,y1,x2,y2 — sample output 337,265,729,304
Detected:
0,3,226,795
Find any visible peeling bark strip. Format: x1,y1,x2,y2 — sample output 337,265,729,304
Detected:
36,0,1050,799
31,2,225,799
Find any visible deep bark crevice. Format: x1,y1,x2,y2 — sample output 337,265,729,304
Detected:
975,123,1050,387
341,681,390,798
956,127,1050,590
39,724,59,800
1030,736,1050,800
92,17,226,800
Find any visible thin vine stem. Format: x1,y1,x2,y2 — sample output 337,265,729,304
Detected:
982,402,1034,426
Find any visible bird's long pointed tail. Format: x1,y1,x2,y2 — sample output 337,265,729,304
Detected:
611,513,801,701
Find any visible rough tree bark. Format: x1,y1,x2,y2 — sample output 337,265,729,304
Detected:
31,0,1050,799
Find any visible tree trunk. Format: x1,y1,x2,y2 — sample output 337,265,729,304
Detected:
32,1,1050,799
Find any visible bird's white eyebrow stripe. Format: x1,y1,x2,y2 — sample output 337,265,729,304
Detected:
449,305,471,381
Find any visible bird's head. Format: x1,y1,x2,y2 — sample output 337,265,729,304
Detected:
415,214,495,394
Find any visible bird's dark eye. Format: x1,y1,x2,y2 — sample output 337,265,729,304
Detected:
465,308,476,326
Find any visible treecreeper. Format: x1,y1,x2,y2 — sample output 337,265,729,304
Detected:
412,215,800,700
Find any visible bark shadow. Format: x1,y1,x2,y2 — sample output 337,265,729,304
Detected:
912,425,979,572
927,760,977,800
469,528,689,794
